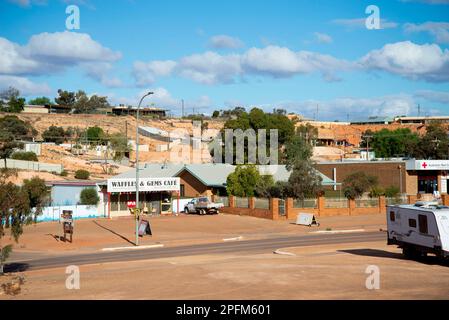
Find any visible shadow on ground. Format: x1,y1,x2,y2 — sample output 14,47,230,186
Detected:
92,221,134,246
3,263,30,273
339,248,449,267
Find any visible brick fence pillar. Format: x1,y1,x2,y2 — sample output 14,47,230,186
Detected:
349,198,356,215
249,197,255,210
286,198,294,220
317,196,325,216
228,195,235,208
408,194,418,204
270,198,279,220
379,196,386,214
442,194,449,206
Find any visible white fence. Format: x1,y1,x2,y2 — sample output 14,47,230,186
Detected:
0,158,63,174
36,205,104,222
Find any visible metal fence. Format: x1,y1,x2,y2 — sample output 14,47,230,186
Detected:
0,158,63,174
293,198,317,208
356,198,379,208
215,196,229,207
325,198,348,208
235,197,249,208
386,195,408,206
254,198,270,210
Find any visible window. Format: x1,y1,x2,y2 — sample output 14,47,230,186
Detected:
409,219,417,228
390,211,395,222
418,214,428,234
180,184,185,197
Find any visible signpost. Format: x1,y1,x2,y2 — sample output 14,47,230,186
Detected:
296,213,320,227
60,210,74,243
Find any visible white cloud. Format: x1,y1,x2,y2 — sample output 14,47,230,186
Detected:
314,32,333,44
0,31,122,88
133,60,177,87
332,18,398,29
241,46,349,79
414,90,449,103
0,75,51,96
359,41,449,82
274,94,417,121
25,31,121,63
404,22,449,44
208,35,244,49
178,51,242,84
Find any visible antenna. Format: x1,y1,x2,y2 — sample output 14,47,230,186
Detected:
418,104,421,117
181,99,184,118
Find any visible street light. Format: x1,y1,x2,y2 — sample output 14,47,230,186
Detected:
135,91,153,246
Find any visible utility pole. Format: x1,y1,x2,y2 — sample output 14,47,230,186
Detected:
181,99,185,118
418,104,421,117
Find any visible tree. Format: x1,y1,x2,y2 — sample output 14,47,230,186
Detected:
42,126,66,144
22,177,49,217
255,175,275,198
212,110,220,118
109,133,130,161
86,126,106,144
287,159,323,201
284,132,313,169
413,121,449,160
73,91,110,114
0,87,25,113
343,171,378,199
75,169,90,180
79,188,99,206
28,97,53,106
11,151,38,162
0,170,33,274
55,89,76,107
226,165,261,197
0,131,23,168
365,128,420,158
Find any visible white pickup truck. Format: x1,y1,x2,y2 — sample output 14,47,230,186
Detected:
184,197,224,215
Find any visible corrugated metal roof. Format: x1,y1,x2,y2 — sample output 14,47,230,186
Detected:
109,163,337,186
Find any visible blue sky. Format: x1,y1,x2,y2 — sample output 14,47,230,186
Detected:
1,0,449,120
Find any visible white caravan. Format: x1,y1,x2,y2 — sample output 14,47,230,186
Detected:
387,202,449,259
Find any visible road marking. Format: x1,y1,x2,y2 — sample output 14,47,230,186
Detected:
310,229,365,234
101,244,164,252
273,249,296,256
223,236,243,242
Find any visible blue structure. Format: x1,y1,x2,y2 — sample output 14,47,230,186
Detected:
46,180,104,206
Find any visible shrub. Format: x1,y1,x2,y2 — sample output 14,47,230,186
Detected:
42,126,66,144
11,151,38,162
343,171,378,199
60,170,68,177
369,186,385,198
75,169,90,180
79,188,99,205
385,186,401,198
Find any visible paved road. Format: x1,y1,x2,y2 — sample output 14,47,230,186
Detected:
7,231,385,272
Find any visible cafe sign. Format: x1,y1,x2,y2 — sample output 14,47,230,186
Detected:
406,160,449,171
107,177,180,193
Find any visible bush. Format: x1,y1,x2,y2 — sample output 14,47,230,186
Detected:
11,151,38,162
385,186,400,198
343,171,378,200
74,169,90,180
42,126,66,144
60,170,68,177
79,188,99,205
369,186,385,198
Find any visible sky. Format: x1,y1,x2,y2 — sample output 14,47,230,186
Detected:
0,0,449,120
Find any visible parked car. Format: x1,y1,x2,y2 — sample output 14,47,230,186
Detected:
184,197,224,215
387,201,449,260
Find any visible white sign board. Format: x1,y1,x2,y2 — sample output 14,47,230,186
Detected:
406,160,449,171
296,213,319,226
107,177,180,193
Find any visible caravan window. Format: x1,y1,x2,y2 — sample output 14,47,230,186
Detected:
390,211,395,222
418,215,428,234
408,219,417,228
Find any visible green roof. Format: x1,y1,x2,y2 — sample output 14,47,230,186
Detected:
110,163,338,187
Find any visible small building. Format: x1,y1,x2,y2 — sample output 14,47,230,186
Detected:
45,105,72,114
23,105,49,114
101,163,337,217
112,106,167,117
315,159,449,196
46,180,104,206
